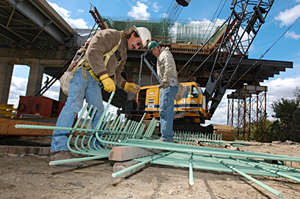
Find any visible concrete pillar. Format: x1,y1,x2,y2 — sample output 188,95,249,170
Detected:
0,62,14,104
26,61,44,96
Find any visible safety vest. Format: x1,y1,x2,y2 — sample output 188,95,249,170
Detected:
70,38,122,82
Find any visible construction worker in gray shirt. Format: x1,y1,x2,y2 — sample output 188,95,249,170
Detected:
148,41,179,142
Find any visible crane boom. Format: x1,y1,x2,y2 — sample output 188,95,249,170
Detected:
202,0,274,116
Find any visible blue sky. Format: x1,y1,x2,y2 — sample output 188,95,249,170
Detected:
45,0,300,74
8,0,300,124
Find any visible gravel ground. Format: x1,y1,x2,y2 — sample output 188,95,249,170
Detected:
0,141,300,199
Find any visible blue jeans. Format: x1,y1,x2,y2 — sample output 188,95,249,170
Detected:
51,68,104,152
159,85,178,142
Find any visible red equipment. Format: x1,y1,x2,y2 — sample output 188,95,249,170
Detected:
17,96,64,118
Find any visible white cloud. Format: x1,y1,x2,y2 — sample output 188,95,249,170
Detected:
263,76,300,119
263,76,300,102
208,76,300,125
77,9,85,13
161,13,168,18
8,76,28,108
128,1,150,20
285,31,300,40
48,2,88,29
153,2,159,13
208,92,231,125
275,4,300,27
8,75,60,108
42,75,60,100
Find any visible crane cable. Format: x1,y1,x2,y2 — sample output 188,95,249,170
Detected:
202,0,227,43
231,16,300,88
178,0,228,74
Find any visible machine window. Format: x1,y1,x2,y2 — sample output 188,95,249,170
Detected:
184,86,190,98
192,86,199,98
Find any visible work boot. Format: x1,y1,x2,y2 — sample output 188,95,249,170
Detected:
50,150,73,161
50,150,83,168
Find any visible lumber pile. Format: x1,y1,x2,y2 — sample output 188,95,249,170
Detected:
213,124,235,141
0,118,55,136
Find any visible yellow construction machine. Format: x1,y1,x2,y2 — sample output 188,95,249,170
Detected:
132,82,213,132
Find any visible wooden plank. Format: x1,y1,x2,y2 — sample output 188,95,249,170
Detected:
0,118,55,136
213,124,235,141
213,124,235,130
109,146,162,161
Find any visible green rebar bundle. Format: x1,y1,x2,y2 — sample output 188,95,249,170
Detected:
16,92,300,198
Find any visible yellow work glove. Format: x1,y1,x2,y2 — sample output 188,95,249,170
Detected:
99,74,116,93
124,82,140,94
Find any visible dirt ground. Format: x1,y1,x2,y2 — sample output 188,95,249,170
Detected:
0,141,300,199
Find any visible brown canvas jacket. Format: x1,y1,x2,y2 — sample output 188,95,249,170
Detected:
85,29,127,88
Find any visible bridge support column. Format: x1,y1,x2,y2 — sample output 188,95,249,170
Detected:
26,61,44,96
0,62,14,104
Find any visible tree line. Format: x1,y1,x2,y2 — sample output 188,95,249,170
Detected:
240,88,300,142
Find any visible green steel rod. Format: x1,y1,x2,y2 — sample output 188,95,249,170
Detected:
96,138,300,162
133,140,300,162
100,114,115,148
253,159,300,172
110,117,124,144
74,105,94,152
231,157,300,182
137,126,146,139
182,152,300,177
95,118,133,145
117,118,128,140
81,106,97,151
87,134,96,151
144,118,157,138
189,153,194,186
49,153,109,165
112,118,127,140
112,152,173,178
112,159,149,178
133,113,146,138
94,91,115,130
143,118,155,138
67,104,88,154
219,159,283,198
88,113,114,152
112,115,121,131
136,153,300,178
15,124,108,132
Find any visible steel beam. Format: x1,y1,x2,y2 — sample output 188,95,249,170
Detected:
6,0,72,44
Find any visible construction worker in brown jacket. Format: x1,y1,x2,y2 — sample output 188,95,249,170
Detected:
51,26,151,161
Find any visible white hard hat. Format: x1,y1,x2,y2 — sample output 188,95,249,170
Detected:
135,27,151,48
